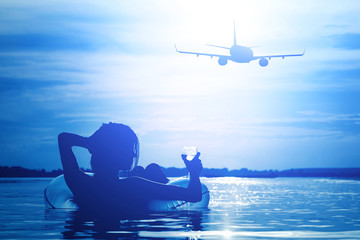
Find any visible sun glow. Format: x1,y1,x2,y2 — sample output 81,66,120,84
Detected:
174,1,271,47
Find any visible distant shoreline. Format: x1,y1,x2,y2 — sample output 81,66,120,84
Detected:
1,165,359,178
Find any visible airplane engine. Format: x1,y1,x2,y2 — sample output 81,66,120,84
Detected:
218,57,228,66
259,58,269,67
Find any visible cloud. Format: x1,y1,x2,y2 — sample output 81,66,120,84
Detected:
1,0,360,170
324,24,348,29
0,33,98,52
131,110,360,142
331,33,360,50
0,76,68,93
315,68,360,82
0,2,134,54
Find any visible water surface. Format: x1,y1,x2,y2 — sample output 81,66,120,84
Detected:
0,177,359,239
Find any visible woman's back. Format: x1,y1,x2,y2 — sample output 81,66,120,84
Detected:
71,175,153,216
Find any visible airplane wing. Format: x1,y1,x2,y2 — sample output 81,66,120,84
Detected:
253,50,305,60
174,44,229,58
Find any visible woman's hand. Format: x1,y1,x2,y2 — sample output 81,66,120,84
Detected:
181,152,203,177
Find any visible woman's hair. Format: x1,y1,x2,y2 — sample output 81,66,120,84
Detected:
89,122,139,174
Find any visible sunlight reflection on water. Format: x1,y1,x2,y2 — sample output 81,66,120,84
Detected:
0,177,359,239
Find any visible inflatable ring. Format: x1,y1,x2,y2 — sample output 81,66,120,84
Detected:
44,174,210,211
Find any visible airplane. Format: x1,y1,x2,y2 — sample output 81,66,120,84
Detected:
175,24,304,67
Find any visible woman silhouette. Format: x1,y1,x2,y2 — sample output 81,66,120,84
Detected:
58,123,203,216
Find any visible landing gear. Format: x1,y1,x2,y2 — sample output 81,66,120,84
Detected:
259,58,269,67
218,57,228,66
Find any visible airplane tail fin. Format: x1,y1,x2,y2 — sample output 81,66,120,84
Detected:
233,21,237,45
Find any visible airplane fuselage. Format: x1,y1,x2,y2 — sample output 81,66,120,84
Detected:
229,45,254,63
175,23,304,67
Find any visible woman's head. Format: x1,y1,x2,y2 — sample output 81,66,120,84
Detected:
89,123,139,175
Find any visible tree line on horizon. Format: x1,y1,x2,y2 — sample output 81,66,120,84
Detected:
1,165,359,178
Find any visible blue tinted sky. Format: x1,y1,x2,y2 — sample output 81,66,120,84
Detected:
0,0,359,170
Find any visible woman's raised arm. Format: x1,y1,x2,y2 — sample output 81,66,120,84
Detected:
58,132,91,189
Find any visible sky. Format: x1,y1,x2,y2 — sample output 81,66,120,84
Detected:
0,0,360,171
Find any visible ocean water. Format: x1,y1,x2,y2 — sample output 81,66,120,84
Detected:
0,177,359,239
